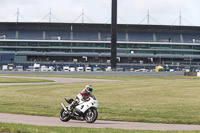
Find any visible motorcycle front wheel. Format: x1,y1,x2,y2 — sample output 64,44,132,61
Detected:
85,108,98,123
60,108,70,122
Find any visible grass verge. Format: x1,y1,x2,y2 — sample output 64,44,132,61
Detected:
0,75,200,124
0,77,53,83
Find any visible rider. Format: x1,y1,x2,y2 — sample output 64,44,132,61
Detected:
69,84,93,111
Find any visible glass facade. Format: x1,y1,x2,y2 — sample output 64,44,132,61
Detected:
0,41,200,55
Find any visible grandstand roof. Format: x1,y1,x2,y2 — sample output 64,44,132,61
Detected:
0,22,200,33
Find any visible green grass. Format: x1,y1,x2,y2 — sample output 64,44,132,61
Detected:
0,77,53,83
1,75,200,124
0,123,198,133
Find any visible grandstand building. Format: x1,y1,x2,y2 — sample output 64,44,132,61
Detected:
0,22,200,70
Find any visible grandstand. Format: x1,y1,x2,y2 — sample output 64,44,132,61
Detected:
0,22,200,70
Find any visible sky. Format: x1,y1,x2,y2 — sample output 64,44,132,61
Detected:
0,0,200,26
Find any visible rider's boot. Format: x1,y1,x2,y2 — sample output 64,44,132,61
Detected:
68,105,72,111
68,100,77,112
68,104,75,114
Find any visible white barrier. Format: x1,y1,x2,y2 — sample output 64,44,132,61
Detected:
197,72,200,77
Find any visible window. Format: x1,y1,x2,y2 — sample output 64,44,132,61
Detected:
18,42,28,46
193,46,200,50
18,48,30,51
7,42,16,46
29,42,38,46
82,43,92,47
171,45,182,49
39,42,49,47
127,44,138,48
118,44,127,48
0,42,5,46
138,44,149,49
72,43,82,47
105,44,110,48
50,42,63,47
117,50,129,54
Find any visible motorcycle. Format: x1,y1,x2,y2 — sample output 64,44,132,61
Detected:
60,95,99,123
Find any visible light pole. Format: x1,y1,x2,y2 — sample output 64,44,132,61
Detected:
111,0,117,71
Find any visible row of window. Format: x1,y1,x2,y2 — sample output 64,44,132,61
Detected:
1,41,200,50
0,48,199,55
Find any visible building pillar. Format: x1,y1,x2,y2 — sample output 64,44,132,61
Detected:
70,25,73,40
180,34,183,43
43,31,46,40
98,32,101,41
16,31,19,39
126,32,129,41
153,33,156,42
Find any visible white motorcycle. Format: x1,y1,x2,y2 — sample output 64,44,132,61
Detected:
60,95,99,123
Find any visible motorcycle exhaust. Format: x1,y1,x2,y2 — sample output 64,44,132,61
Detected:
60,103,67,111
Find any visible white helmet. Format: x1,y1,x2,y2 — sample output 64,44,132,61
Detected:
85,85,93,93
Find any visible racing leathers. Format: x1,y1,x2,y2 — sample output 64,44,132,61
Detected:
69,88,92,110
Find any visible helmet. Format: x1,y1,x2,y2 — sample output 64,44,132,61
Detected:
85,85,93,93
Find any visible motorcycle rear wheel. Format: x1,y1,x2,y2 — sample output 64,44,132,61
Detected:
60,108,70,122
85,108,98,123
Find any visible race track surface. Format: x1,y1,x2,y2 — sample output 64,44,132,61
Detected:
1,113,200,131
0,76,116,86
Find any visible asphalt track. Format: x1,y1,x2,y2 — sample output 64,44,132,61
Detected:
0,75,200,131
0,76,116,86
1,113,200,131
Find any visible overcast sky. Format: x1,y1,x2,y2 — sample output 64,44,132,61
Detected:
0,0,200,26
